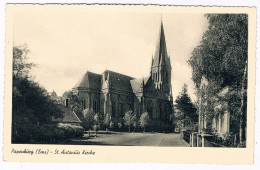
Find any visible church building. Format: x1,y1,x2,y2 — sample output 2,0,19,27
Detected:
72,21,173,131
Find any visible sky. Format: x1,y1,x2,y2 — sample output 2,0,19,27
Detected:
13,7,208,101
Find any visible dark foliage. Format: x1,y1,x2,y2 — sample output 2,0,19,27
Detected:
188,14,248,89
12,45,65,143
175,84,198,130
188,14,248,144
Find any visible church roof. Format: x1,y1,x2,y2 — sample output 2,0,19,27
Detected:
153,20,171,68
73,71,102,90
104,70,135,93
130,76,150,94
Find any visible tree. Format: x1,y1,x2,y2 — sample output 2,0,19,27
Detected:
118,122,122,132
12,45,64,143
140,112,150,132
82,109,95,137
62,90,81,112
51,90,57,97
93,125,100,137
13,45,35,78
62,90,84,122
175,84,198,131
109,122,114,130
188,14,248,88
123,110,136,133
132,115,138,132
173,108,185,129
93,113,100,136
103,113,111,133
188,14,248,144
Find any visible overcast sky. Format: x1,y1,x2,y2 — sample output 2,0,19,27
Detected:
13,8,208,101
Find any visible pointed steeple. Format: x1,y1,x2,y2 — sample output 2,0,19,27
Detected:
150,17,172,95
153,18,168,67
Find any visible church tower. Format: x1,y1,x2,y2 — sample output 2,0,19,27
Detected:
151,19,172,95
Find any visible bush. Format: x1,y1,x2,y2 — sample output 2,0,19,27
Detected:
109,122,114,130
93,124,100,132
57,123,84,138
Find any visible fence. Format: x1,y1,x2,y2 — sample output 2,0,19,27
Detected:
180,130,190,144
190,132,240,147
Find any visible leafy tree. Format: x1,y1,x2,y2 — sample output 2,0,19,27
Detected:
118,122,123,132
13,45,35,78
62,90,81,112
82,108,95,136
123,110,136,133
98,113,104,129
132,115,138,132
93,125,100,137
62,90,84,122
175,84,198,130
94,113,100,125
173,109,184,130
103,113,111,133
51,90,57,97
188,14,248,144
188,14,248,88
140,112,150,132
12,45,64,143
93,113,100,136
109,122,114,130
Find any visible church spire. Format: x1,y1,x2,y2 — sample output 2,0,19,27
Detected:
152,18,168,67
150,17,172,95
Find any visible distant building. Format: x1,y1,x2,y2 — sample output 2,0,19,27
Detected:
72,21,173,131
198,78,237,137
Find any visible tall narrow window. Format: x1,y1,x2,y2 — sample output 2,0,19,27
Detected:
112,102,116,117
81,100,84,110
119,103,124,116
97,101,99,112
161,71,164,81
93,101,96,112
65,99,68,107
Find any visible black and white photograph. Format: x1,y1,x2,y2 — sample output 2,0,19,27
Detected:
10,7,249,147
2,4,257,164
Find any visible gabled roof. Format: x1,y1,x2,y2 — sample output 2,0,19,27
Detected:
130,76,150,94
73,71,102,90
103,70,135,93
53,107,81,123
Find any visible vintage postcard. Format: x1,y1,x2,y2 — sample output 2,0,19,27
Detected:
4,4,256,164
